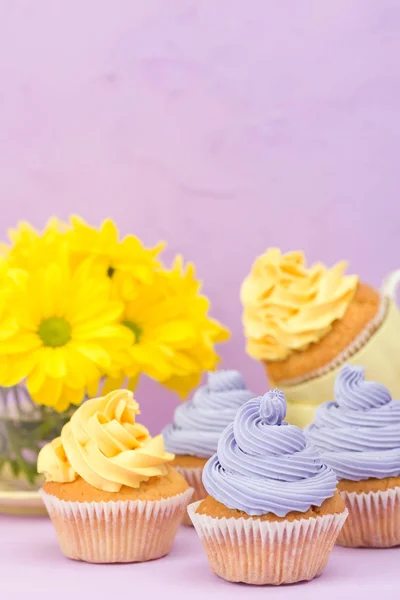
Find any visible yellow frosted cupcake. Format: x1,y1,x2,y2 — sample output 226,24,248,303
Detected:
37,389,193,563
241,248,400,427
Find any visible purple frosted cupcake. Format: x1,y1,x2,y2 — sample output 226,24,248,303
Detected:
306,365,400,547
188,390,347,585
162,370,253,525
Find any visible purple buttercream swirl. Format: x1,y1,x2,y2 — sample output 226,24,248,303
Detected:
334,365,392,410
162,370,254,458
306,365,400,480
202,389,337,517
259,388,286,425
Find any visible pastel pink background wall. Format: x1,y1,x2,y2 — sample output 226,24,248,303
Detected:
0,1,399,431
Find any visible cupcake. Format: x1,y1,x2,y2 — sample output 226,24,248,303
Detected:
306,365,400,548
188,389,347,585
162,370,253,525
241,248,400,428
37,389,193,563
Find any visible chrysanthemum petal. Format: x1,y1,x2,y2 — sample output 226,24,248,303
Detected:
168,351,201,374
61,346,89,389
0,317,19,340
26,363,46,395
127,373,140,391
162,371,202,398
68,300,123,328
45,348,67,379
0,332,42,354
73,341,111,369
61,385,86,409
102,375,127,395
0,351,36,386
30,376,63,409
152,321,197,346
205,318,231,342
101,219,119,247
73,323,132,342
86,378,103,398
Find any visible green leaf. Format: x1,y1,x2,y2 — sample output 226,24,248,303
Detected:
9,460,21,477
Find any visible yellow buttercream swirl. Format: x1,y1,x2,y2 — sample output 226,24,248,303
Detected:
241,248,358,361
37,389,174,492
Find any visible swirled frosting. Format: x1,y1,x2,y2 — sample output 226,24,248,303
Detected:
162,371,254,458
202,389,337,516
306,365,400,481
241,248,358,361
37,389,174,492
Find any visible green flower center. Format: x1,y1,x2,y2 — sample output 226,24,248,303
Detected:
122,320,142,344
107,266,115,278
38,317,72,347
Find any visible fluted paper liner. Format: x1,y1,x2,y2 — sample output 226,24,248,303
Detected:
337,486,400,548
174,466,206,526
188,501,348,585
42,487,193,563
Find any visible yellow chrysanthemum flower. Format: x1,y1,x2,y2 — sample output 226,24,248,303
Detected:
108,257,230,398
0,254,131,412
0,216,230,408
3,218,69,271
68,216,164,299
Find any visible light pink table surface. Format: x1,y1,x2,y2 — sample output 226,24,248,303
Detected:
1,515,399,599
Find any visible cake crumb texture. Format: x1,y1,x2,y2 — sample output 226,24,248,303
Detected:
196,491,345,522
43,466,189,502
266,283,381,383
338,476,400,494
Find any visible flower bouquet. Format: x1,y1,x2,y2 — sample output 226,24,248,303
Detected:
0,217,229,493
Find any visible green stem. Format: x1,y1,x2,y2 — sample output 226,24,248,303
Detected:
0,386,75,489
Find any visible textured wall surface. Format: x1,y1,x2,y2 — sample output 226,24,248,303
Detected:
0,1,399,430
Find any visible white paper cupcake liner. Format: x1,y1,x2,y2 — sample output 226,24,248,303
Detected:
337,486,400,548
42,487,193,563
188,501,348,585
173,466,206,526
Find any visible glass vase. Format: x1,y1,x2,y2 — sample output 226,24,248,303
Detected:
0,385,73,492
